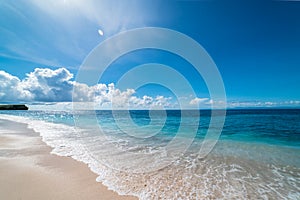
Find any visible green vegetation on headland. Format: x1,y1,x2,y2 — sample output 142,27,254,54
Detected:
0,104,28,110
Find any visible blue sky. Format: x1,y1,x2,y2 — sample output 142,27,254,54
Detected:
0,0,299,108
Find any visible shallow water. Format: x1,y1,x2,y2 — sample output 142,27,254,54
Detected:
0,109,299,199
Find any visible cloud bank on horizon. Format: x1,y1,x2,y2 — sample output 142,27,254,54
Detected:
0,67,299,109
0,67,173,109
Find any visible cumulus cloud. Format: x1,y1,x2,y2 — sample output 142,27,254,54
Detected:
0,68,172,109
0,70,32,101
2,68,299,109
22,68,74,101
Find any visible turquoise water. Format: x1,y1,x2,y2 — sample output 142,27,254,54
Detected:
0,109,299,199
3,109,300,148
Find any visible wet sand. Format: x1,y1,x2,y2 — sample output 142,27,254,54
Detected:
0,119,137,200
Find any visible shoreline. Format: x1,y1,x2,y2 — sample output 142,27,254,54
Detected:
0,118,137,200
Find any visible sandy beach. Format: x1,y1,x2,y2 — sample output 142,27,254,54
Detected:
0,119,137,200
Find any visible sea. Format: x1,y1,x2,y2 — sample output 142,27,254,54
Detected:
0,109,299,199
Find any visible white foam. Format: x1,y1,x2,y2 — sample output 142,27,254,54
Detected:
1,114,299,200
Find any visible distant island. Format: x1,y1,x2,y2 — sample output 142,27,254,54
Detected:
0,104,29,110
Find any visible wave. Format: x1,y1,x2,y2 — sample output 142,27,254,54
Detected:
0,114,299,199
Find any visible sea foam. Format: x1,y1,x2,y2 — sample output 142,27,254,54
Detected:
0,113,299,200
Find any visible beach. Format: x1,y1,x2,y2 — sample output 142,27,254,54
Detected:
0,110,299,199
0,119,137,200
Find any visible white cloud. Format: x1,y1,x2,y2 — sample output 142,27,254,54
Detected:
189,97,209,105
0,68,172,109
189,98,227,109
1,68,300,109
0,70,32,101
227,100,300,108
22,68,74,101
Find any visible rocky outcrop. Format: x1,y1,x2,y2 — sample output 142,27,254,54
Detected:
0,104,29,110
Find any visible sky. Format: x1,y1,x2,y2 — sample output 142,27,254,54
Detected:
0,0,300,109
